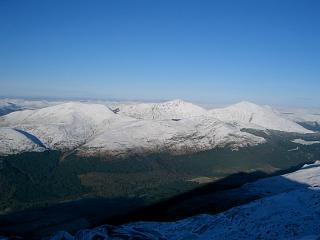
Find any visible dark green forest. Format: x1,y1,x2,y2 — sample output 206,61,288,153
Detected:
1,130,320,213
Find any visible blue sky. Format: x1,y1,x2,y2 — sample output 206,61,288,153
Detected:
0,0,319,107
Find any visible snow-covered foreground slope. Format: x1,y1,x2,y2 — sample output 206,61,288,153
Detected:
116,99,207,120
0,100,313,156
209,101,312,133
47,162,320,240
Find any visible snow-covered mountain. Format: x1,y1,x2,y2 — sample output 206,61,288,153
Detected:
0,102,117,126
0,101,266,156
209,101,312,133
79,115,265,157
116,99,207,120
0,100,313,156
0,102,122,151
47,161,320,240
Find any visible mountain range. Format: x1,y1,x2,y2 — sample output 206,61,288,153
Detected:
0,99,313,156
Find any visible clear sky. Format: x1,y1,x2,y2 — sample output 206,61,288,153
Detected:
0,0,319,107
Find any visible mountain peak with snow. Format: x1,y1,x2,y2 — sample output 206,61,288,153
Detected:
232,101,264,109
116,99,207,120
0,102,121,152
209,101,312,133
0,102,116,126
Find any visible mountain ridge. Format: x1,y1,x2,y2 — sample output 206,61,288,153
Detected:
0,100,312,156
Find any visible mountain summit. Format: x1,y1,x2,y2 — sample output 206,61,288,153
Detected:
209,101,312,133
116,99,207,120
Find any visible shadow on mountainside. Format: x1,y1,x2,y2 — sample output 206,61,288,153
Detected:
13,128,48,149
43,174,320,240
110,163,312,224
0,197,144,239
0,162,315,239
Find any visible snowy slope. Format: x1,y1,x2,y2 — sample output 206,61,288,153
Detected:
116,99,207,120
79,116,265,157
209,101,312,133
0,102,116,126
291,139,320,145
0,128,45,155
47,162,320,240
241,161,320,197
0,102,121,151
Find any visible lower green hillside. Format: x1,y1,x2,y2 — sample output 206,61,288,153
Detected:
1,130,320,214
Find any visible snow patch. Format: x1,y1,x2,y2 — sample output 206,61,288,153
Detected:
292,139,320,145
